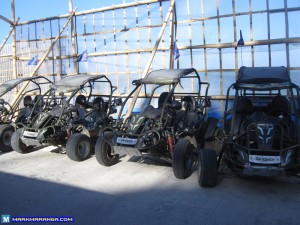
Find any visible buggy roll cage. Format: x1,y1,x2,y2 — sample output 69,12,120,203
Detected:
115,68,210,129
223,67,300,142
0,76,53,122
27,74,116,125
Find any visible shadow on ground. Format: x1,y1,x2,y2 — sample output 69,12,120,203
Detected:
0,171,300,225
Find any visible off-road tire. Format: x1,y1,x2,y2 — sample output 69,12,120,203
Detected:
197,149,218,187
11,132,34,154
173,138,194,179
66,133,91,161
0,124,14,152
95,133,119,166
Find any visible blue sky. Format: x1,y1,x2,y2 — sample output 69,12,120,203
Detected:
0,0,128,42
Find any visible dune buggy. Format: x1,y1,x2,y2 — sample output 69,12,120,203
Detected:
0,76,52,152
95,68,213,179
12,74,117,161
198,66,300,187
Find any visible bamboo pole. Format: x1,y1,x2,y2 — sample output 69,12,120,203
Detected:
0,21,17,53
11,0,17,79
202,0,208,82
125,0,175,119
169,2,175,69
135,4,141,79
232,0,238,76
284,0,290,68
216,0,224,117
10,8,77,109
249,0,254,67
69,0,78,74
9,36,300,61
17,0,166,25
0,14,14,26
266,0,271,66
16,3,300,26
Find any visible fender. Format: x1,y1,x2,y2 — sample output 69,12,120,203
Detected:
204,117,219,140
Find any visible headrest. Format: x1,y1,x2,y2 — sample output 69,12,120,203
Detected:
75,95,87,107
93,97,104,111
270,95,290,112
33,95,44,107
182,96,196,111
158,92,172,108
236,97,253,113
23,95,32,107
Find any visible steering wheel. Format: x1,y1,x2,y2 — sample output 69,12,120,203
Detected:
267,109,291,126
0,100,12,116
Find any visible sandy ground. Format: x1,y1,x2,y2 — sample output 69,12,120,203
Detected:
0,147,300,225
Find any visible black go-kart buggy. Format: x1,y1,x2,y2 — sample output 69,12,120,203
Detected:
198,66,300,187
0,76,53,152
95,68,214,179
12,74,117,161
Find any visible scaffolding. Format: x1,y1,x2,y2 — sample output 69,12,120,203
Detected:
0,0,300,117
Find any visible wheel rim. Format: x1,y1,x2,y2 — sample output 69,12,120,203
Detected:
185,149,193,172
3,130,13,146
105,142,116,159
77,140,89,158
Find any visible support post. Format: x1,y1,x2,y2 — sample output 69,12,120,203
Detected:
11,0,17,79
69,0,78,74
169,3,175,69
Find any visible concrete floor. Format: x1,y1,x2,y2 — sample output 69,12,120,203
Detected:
0,147,300,225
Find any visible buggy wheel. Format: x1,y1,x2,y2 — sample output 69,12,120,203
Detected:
0,124,14,152
66,133,91,161
197,149,218,187
173,138,194,179
95,133,119,166
11,132,34,154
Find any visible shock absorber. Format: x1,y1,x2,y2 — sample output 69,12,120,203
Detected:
167,133,174,156
167,128,175,156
